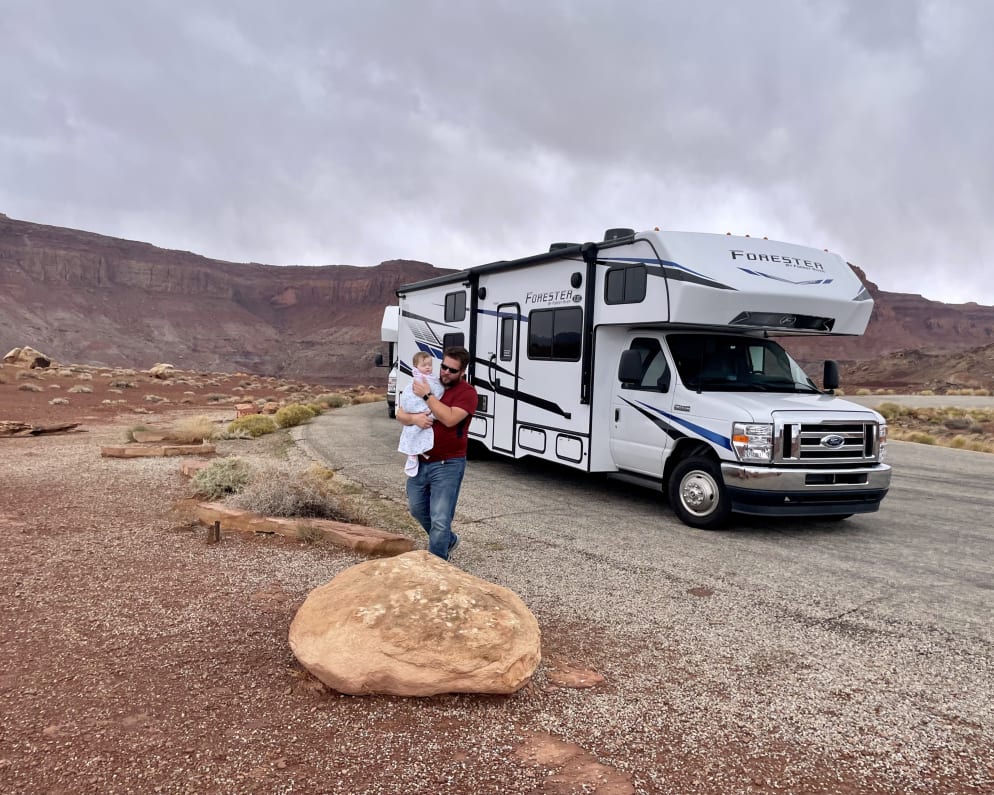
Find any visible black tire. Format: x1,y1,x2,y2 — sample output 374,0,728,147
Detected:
668,456,731,530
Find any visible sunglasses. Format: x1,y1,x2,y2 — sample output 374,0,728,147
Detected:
439,364,461,374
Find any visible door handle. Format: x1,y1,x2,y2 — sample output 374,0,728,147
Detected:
614,408,619,421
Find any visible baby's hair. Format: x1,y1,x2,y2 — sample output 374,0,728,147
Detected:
412,351,432,366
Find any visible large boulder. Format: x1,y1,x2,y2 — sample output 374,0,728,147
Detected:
289,550,541,696
3,346,52,368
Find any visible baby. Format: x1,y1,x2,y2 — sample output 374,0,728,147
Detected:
397,351,445,476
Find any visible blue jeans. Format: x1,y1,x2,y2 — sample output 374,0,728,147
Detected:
405,457,466,560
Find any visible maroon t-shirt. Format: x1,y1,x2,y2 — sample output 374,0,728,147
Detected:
425,378,478,460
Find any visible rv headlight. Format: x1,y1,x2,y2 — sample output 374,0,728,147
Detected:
732,422,773,463
878,423,888,463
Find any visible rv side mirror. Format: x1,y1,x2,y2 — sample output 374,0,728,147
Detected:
823,360,839,391
618,349,643,385
375,353,384,367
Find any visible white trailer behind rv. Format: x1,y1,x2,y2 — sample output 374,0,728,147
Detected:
392,229,890,529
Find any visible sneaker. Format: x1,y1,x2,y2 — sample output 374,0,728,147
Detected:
447,533,460,558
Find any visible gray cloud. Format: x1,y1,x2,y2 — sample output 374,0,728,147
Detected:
1,0,992,304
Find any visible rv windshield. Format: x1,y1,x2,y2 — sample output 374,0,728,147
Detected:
667,334,819,393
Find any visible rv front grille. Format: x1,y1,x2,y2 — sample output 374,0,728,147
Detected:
774,421,880,464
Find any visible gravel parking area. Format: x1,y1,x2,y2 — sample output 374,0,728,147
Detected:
1,404,991,794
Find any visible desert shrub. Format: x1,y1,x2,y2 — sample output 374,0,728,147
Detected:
306,403,325,415
943,417,978,432
875,402,907,421
226,414,277,438
144,394,168,403
855,388,871,396
109,380,137,389
917,389,935,396
48,383,62,389
192,457,253,500
76,372,93,381
56,368,73,377
168,415,216,444
229,465,348,520
297,524,325,545
275,403,316,428
906,432,937,445
67,385,93,394
18,383,43,392
49,398,69,405
16,370,41,380
316,393,349,408
351,393,384,405
205,393,230,402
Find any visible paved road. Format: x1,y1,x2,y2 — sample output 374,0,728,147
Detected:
297,402,993,639
295,402,994,786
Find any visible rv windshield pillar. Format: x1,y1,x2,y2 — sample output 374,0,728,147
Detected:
579,242,598,404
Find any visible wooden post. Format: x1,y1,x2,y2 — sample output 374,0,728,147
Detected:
208,520,221,544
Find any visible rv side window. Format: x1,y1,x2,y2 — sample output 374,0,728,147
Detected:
500,316,515,361
442,332,464,350
527,307,582,361
605,265,647,305
444,291,467,322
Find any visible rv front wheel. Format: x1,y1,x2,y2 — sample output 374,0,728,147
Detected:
668,456,731,530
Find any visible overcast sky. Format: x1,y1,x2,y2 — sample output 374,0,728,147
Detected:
2,1,992,305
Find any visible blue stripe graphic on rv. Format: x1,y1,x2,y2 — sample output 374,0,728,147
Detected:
599,257,734,291
620,398,686,441
632,399,732,451
737,268,835,286
415,341,444,359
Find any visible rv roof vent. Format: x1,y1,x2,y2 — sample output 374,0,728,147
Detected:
603,228,635,242
549,242,578,251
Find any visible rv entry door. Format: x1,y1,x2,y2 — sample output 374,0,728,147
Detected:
491,303,520,454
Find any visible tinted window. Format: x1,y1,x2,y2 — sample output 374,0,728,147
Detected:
605,265,647,304
500,316,515,361
527,307,582,361
444,291,466,322
624,337,670,391
442,332,464,349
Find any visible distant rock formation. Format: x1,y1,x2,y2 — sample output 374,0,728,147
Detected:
0,214,445,385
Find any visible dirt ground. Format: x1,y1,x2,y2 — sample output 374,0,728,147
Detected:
2,369,652,794
1,366,989,793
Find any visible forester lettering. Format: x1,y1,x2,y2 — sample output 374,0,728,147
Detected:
730,249,825,272
525,289,576,304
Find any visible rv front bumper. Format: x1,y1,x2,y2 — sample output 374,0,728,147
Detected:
720,462,892,516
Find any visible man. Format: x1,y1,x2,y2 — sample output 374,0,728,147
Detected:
396,346,477,561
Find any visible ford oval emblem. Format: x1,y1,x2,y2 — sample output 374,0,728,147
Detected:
820,434,845,448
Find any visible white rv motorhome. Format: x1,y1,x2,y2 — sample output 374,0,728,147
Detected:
392,228,890,529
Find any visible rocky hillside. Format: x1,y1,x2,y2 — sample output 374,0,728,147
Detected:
3,213,994,390
0,214,444,385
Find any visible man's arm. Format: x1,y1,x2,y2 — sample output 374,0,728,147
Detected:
423,394,468,428
396,406,433,428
